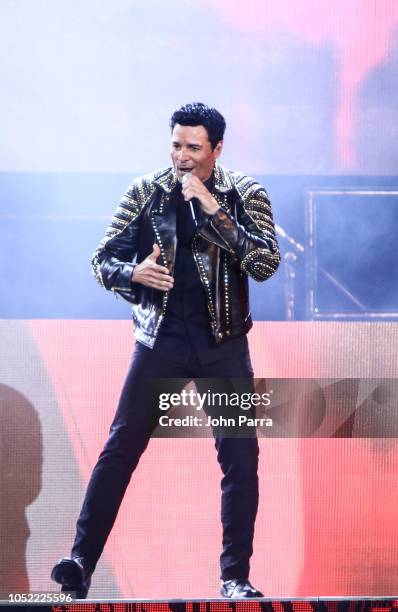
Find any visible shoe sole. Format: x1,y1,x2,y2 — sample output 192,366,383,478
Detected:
220,587,264,598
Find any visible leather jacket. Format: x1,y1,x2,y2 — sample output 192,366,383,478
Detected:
92,164,280,348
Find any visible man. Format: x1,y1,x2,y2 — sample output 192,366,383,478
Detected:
51,102,280,599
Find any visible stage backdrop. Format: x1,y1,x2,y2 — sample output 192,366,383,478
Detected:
0,320,397,599
1,0,398,175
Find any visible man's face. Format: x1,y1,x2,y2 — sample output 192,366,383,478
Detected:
170,123,223,182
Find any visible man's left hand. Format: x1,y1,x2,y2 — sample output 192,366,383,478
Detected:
181,173,220,215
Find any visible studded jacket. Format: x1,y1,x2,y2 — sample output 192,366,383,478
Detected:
91,164,280,348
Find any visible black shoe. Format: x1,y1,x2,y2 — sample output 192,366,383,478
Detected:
221,579,264,598
51,556,92,599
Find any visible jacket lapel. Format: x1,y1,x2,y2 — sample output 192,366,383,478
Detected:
151,169,178,273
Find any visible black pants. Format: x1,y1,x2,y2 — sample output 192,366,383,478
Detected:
71,338,259,581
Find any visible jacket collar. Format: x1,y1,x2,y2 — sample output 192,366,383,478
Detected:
153,163,234,194
213,163,234,193
152,167,178,193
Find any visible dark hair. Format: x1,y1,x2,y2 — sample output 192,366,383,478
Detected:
170,102,226,150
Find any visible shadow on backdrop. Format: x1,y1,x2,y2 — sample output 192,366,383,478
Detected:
0,384,42,594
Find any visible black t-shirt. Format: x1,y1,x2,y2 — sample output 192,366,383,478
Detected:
155,177,247,365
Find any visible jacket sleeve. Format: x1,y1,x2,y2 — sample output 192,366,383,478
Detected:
198,175,281,282
91,179,150,302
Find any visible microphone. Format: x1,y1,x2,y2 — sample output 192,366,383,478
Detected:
189,198,198,227
179,171,198,226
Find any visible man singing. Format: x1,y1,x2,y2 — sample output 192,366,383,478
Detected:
51,102,280,599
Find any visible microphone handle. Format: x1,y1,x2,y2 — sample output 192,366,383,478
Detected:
189,198,198,227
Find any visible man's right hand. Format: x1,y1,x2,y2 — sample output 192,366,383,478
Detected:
131,243,174,291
